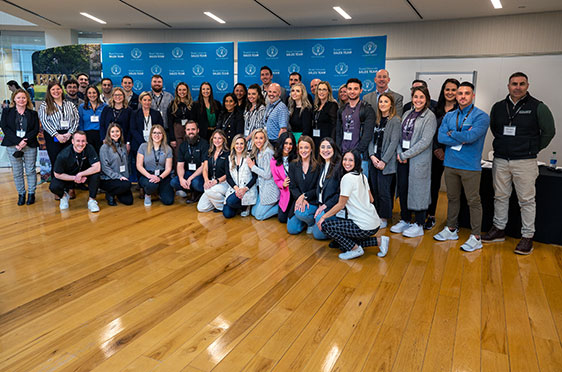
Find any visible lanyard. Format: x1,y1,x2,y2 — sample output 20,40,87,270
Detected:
344,103,360,131
265,100,281,122
17,112,25,130
313,109,321,128
505,101,526,126
153,147,162,167
113,108,122,122
455,106,474,132
143,115,151,130
75,152,85,170
210,150,222,179
152,93,163,110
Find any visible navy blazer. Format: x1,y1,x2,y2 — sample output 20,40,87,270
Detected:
288,160,321,217
316,164,342,211
129,108,163,153
99,106,132,142
0,107,40,147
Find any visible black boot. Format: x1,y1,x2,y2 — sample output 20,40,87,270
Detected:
106,194,117,206
26,193,35,205
17,194,26,206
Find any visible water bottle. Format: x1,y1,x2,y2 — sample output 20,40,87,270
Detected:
550,151,557,168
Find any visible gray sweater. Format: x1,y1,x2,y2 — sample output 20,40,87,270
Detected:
100,142,129,180
367,115,401,175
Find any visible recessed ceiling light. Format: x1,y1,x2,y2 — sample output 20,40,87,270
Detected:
80,12,106,24
490,0,502,9
204,12,226,24
333,6,352,20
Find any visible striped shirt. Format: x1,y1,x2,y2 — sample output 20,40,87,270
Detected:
243,104,266,137
264,99,289,141
38,100,79,137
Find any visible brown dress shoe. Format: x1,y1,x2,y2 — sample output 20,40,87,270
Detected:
68,189,76,199
514,237,533,255
481,225,505,242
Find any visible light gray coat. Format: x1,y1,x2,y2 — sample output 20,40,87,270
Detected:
251,146,280,205
368,115,401,175
225,156,258,206
397,108,437,210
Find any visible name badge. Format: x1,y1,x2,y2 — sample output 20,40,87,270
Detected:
188,163,196,171
336,208,347,219
244,129,249,137
374,144,378,154
313,129,321,137
181,119,188,126
143,130,150,141
503,126,516,136
402,140,411,150
154,169,161,176
91,115,99,122
451,144,463,151
119,165,126,173
60,120,70,129
16,130,26,138
343,131,353,141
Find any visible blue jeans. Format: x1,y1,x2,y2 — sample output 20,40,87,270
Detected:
361,157,369,179
170,171,204,193
313,209,338,240
252,194,278,221
223,193,243,218
287,204,318,234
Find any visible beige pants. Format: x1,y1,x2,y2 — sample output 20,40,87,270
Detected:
492,158,539,238
444,167,482,235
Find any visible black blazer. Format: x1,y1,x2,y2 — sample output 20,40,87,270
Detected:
192,100,222,140
316,164,342,211
312,101,338,150
288,160,321,216
216,107,244,147
166,101,194,141
99,106,132,142
0,107,40,147
129,108,163,153
289,107,312,135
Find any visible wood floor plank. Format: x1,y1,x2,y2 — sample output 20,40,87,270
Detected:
540,273,562,342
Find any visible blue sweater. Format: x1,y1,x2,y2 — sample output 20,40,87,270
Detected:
438,104,490,171
79,102,107,131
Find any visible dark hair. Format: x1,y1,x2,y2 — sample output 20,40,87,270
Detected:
260,66,273,75
222,93,237,112
411,79,427,88
103,123,125,153
76,73,89,80
246,83,265,109
435,78,460,118
186,120,199,128
459,81,475,90
295,135,319,172
411,86,431,111
22,81,30,89
342,150,363,175
45,81,65,115
83,85,102,110
289,72,302,81
7,80,20,88
101,77,113,85
318,137,342,179
196,82,219,114
233,83,248,109
121,75,133,82
151,74,163,80
274,131,297,166
346,78,362,89
63,79,78,89
509,72,528,82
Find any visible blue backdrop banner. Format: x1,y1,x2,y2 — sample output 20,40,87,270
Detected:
101,42,234,99
238,36,386,97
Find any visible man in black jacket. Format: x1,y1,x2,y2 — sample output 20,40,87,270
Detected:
482,72,555,254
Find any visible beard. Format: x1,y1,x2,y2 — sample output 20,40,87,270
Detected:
187,134,200,145
152,86,162,93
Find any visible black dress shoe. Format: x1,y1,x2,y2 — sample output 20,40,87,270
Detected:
328,240,340,249
106,194,117,206
26,193,35,205
17,194,25,206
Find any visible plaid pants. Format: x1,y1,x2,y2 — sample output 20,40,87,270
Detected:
322,218,378,252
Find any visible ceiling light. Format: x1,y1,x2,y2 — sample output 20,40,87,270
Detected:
80,12,106,24
333,6,352,20
491,0,502,9
204,12,225,24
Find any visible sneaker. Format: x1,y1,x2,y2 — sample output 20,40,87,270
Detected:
306,226,314,234
338,246,364,260
378,236,389,257
461,235,483,252
144,194,152,207
424,216,436,230
514,237,534,255
241,208,250,217
176,190,187,198
390,220,410,234
59,192,70,210
379,219,388,229
481,226,506,242
87,199,100,213
403,223,424,238
434,227,459,241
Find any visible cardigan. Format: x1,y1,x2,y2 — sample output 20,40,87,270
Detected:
99,142,129,180
250,146,280,205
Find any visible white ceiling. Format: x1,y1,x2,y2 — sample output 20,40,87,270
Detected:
1,0,562,30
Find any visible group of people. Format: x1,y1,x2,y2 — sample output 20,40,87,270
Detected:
1,68,555,258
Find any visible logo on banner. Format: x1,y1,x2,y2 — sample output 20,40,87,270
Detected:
110,65,122,75
133,81,143,91
216,80,228,92
312,43,325,56
131,48,142,59
172,47,184,59
363,79,375,92
288,64,300,74
245,64,257,76
192,64,204,76
266,46,278,58
173,80,182,88
362,42,377,55
151,65,162,75
335,62,349,75
216,46,228,58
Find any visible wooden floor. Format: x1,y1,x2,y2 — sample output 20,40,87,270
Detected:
1,169,562,372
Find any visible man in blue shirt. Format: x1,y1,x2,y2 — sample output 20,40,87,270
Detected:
434,82,490,252
264,83,289,145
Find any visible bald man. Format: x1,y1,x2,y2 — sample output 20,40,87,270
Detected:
264,83,289,144
309,78,321,101
363,69,404,118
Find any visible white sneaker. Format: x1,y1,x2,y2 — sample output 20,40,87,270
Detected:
434,227,459,241
241,208,250,217
379,219,388,229
306,226,314,234
378,236,389,257
176,190,187,198
144,194,152,206
403,223,424,238
390,220,410,233
59,192,69,210
461,235,483,252
87,199,100,213
339,246,364,260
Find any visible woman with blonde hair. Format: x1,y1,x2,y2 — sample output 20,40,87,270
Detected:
288,82,312,142
100,87,132,149
197,129,230,212
311,81,338,151
136,124,174,206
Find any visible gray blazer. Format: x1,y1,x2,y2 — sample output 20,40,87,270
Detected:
251,146,280,205
363,88,404,119
100,143,129,180
368,115,401,175
397,108,437,211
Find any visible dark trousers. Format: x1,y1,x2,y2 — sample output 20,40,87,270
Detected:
139,175,174,205
44,132,70,174
427,153,445,216
397,162,426,225
100,179,133,205
223,193,243,218
170,171,204,193
368,162,394,219
278,198,294,223
322,219,379,252
49,173,100,199
129,151,138,183
85,130,102,153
